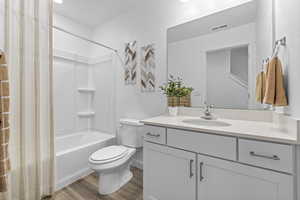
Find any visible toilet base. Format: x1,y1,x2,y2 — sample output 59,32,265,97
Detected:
98,162,133,195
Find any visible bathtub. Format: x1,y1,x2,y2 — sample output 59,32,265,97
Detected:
55,131,115,190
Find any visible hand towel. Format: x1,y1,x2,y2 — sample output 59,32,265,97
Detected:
255,71,266,103
263,57,288,106
0,52,10,192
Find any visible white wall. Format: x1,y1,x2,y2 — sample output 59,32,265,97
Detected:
255,0,274,70
274,0,300,117
91,0,253,121
53,14,93,57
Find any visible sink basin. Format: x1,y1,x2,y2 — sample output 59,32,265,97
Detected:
182,119,231,127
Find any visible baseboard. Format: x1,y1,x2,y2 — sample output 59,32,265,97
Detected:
131,159,143,170
55,168,93,191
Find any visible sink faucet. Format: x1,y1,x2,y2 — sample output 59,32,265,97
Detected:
202,102,214,120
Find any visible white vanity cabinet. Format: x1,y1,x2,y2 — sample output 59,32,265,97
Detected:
197,154,293,200
143,126,295,200
144,142,197,200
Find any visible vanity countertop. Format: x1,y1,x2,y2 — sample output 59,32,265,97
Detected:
141,115,299,144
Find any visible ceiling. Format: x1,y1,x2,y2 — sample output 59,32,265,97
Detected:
54,0,140,28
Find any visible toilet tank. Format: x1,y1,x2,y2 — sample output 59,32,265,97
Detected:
119,119,144,148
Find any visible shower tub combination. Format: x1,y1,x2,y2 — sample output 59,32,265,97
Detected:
55,131,115,190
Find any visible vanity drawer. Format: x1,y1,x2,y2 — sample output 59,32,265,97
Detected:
143,125,167,144
239,139,294,173
167,128,237,160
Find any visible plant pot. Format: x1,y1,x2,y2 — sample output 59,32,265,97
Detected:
168,106,178,116
179,94,191,107
167,96,179,107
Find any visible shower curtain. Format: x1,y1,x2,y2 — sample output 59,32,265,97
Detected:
1,0,55,199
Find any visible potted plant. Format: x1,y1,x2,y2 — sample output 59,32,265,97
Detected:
160,75,193,116
178,87,194,107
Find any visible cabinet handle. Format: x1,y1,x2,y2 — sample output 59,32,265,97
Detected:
146,132,160,138
189,160,194,178
199,162,204,182
249,151,280,161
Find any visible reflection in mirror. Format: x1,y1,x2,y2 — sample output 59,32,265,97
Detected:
207,46,249,109
167,0,274,110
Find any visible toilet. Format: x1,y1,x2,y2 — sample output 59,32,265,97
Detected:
88,119,143,195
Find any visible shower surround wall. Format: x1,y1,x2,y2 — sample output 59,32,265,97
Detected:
53,14,94,136
53,51,93,136
53,14,116,136
53,14,116,189
53,49,115,137
53,15,95,136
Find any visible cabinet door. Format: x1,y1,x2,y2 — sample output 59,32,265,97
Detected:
198,155,294,200
144,142,197,200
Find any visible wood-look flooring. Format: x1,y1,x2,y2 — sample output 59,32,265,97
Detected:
52,168,143,200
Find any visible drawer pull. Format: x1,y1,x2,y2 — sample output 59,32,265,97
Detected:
199,162,204,181
189,160,194,178
250,151,280,161
146,132,160,138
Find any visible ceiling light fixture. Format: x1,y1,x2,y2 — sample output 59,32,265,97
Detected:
53,0,63,4
179,0,190,3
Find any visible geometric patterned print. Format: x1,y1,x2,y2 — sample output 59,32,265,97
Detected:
141,44,156,92
0,52,10,193
124,41,137,85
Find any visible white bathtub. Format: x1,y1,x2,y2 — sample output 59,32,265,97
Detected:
55,131,115,190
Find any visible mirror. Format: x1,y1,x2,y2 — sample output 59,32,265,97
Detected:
167,0,274,110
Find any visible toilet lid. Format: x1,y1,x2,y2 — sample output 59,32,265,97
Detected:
90,146,129,163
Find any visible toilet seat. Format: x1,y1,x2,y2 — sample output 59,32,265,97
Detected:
89,146,129,164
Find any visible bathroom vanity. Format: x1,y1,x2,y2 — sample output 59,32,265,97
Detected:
142,113,300,200
142,1,300,199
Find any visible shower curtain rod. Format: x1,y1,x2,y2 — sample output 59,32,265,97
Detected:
53,25,118,53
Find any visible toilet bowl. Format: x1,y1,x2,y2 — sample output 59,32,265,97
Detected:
88,119,143,195
89,145,136,194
